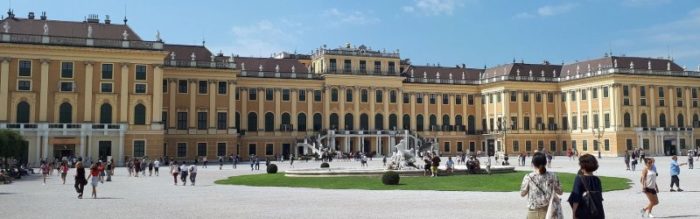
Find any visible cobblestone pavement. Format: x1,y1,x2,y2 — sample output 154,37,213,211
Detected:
1,156,699,218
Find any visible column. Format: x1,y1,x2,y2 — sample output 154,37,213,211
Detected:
576,90,582,132
241,88,248,130
669,87,675,126
323,86,330,129
79,130,85,157
42,130,49,159
686,87,692,126
423,93,429,130
0,59,9,122
598,87,604,129
437,93,443,127
168,79,176,129
530,92,535,131
632,86,638,126
609,85,617,130
354,88,360,130
189,80,196,128
383,88,389,129
118,130,125,165
275,88,281,130
397,90,404,129
587,88,593,130
369,88,376,129
518,91,524,130
39,60,49,122
307,89,313,132
291,89,297,131
152,66,163,125
543,92,548,130
84,63,94,122
565,90,571,132
410,93,416,130
484,94,489,131
228,81,237,130
209,80,216,129
450,94,456,126
475,95,482,131
339,87,345,129
120,64,129,123
650,86,656,127
258,88,264,131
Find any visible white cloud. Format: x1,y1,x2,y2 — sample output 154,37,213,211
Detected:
402,0,465,16
322,8,380,25
227,20,302,57
621,0,671,7
516,3,578,18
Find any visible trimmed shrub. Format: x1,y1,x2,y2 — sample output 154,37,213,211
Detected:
266,164,278,174
320,162,330,168
382,171,400,185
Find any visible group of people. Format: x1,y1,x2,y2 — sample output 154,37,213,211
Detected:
169,160,198,186
623,148,647,171
72,160,112,199
125,158,160,177
422,152,441,177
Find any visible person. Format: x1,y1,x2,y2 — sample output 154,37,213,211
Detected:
382,155,387,167
255,157,260,170
520,152,563,219
154,159,160,176
133,159,141,178
688,150,694,169
97,161,105,183
105,160,113,182
423,155,432,176
640,149,646,161
189,161,197,186
148,160,154,176
431,153,441,177
568,154,605,219
640,158,659,218
74,161,87,199
361,155,368,167
86,162,100,199
141,159,147,176
233,154,238,169
179,161,189,186
624,150,631,171
203,156,208,168
670,155,687,192
446,156,454,173
40,161,49,185
59,162,69,184
170,161,179,185
289,155,294,168
219,156,224,170
631,150,639,171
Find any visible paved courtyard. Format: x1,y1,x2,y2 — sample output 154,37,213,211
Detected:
1,155,699,219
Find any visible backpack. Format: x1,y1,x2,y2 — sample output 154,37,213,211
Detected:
579,176,601,217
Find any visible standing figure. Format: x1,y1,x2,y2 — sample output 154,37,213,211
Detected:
74,162,87,199
640,158,659,218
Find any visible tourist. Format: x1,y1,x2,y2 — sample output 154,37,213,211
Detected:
134,159,141,177
624,150,631,170
87,162,100,199
250,155,255,171
189,160,197,186
520,152,562,219
170,161,179,185
360,154,368,167
289,155,294,168
40,161,50,185
423,155,432,176
179,161,189,186
631,150,639,171
265,157,270,167
640,149,646,161
98,161,105,183
127,159,133,177
148,160,154,176
688,150,694,169
567,154,605,219
59,161,68,184
220,156,225,170
431,153,441,177
382,155,387,167
106,160,113,182
74,161,86,199
670,155,687,192
640,158,659,218
203,156,208,168
446,156,454,173
232,154,239,169
546,153,553,168
154,159,160,176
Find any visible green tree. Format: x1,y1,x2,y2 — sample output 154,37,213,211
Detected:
0,129,27,170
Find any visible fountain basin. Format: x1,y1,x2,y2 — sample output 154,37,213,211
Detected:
285,165,515,177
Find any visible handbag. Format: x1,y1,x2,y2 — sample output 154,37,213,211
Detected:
579,176,600,217
545,187,563,219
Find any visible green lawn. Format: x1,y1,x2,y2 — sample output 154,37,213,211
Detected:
215,171,631,192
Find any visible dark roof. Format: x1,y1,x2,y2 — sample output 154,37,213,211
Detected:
235,57,308,73
484,63,563,78
561,56,684,77
404,65,483,80
0,17,142,41
163,44,214,62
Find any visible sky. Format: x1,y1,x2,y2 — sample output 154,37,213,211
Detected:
5,0,700,69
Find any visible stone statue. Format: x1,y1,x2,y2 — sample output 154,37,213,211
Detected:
541,70,545,77
122,30,129,40
2,22,9,33
614,59,618,68
462,72,465,80
553,69,557,78
386,139,419,170
43,23,49,35
241,63,246,71
210,55,215,62
275,64,280,73
449,73,452,80
667,62,671,71
410,69,414,78
516,68,520,77
291,65,296,73
190,52,196,61
87,25,93,38
630,61,634,69
170,52,175,60
436,72,440,79
259,64,263,72
156,30,161,41
648,61,652,70
528,70,533,77
423,72,427,79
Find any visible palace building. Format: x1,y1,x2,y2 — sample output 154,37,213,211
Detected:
1,11,699,166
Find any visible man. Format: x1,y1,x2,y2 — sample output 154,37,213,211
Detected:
670,155,687,192
624,150,631,170
688,150,694,169
218,156,224,170
153,159,160,176
430,153,441,177
445,157,454,173
188,161,197,186
203,156,208,168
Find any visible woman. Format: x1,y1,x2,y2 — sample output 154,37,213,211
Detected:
86,162,100,199
40,161,49,185
170,161,179,185
74,161,87,199
568,154,605,219
640,158,659,218
520,152,562,219
59,162,69,184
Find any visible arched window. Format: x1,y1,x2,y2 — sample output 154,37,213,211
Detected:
134,104,146,125
313,113,322,131
331,88,339,102
99,103,112,124
361,89,368,102
264,112,275,131
442,114,450,128
281,113,291,130
623,112,631,128
16,101,30,123
329,113,339,130
429,114,437,131
640,113,648,128
360,114,369,130
389,114,397,130
375,90,383,103
455,115,463,130
297,113,306,131
59,102,72,124
677,114,684,127
235,112,241,129
693,114,699,128
247,112,258,131
416,114,424,131
467,115,476,133
375,113,384,130
659,113,666,128
402,114,410,130
344,113,354,130
390,90,397,103
346,89,353,102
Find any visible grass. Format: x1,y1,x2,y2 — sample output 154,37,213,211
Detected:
216,171,631,192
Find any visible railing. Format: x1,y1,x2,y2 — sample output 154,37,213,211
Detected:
1,33,164,50
312,48,400,59
634,127,694,132
164,60,236,69
1,123,126,131
561,68,700,81
323,69,400,76
240,71,322,79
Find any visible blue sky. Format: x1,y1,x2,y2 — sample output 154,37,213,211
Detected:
6,0,700,69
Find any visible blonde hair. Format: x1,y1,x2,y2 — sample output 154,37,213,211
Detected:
75,161,83,168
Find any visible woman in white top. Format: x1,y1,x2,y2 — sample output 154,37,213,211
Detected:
640,158,659,218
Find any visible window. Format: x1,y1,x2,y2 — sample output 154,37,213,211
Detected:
523,92,529,102
313,113,322,131
376,90,383,103
457,142,463,152
403,94,410,104
266,88,274,101
19,60,32,76
640,113,648,128
197,112,207,130
390,91,397,103
547,93,554,103
346,89,353,102
659,87,665,98
603,87,609,97
468,95,474,105
604,139,610,151
217,112,227,130
659,113,667,127
344,60,351,72
550,141,556,152
592,88,598,99
416,115,423,131
359,60,366,73
248,144,257,155
562,141,568,151
178,80,188,93
177,143,187,157
374,61,381,73
604,113,610,128
511,117,518,130
100,104,113,125
524,117,530,130
561,92,567,102
443,142,450,152
677,88,683,107
624,113,631,127
513,141,520,152
265,112,274,132
693,88,698,98
266,144,274,155
511,91,517,102
570,91,576,101
442,94,449,104
582,140,588,151
572,116,578,130
133,140,145,157
583,115,589,129
314,90,322,102
101,64,113,79
218,82,227,94
525,141,532,152
429,94,436,104
581,90,587,100
297,113,306,131
217,143,226,156
177,112,188,130
161,111,167,128
562,116,568,130
298,90,305,101
15,101,30,123
135,65,147,80
361,90,369,102
282,89,290,101
416,94,423,104
197,143,207,157
17,80,31,91
388,61,395,74
135,84,147,94
61,62,73,78
535,93,542,102
249,89,257,100
236,89,240,100
643,139,650,150
163,80,168,93
248,112,258,131
60,82,74,92
59,102,72,123
593,140,599,151
572,141,577,151
455,95,462,104
198,81,209,94
593,114,599,128
329,59,337,72
134,104,146,125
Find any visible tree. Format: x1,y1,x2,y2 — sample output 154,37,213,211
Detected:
0,129,27,170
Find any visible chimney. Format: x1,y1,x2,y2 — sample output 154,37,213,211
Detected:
7,9,14,19
104,15,111,24
28,12,35,19
462,64,466,68
86,14,99,23
40,11,47,20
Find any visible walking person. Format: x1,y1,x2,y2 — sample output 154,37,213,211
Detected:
86,162,100,199
133,159,140,178
105,160,113,182
141,159,147,176
219,156,224,170
170,161,179,185
250,155,255,171
382,155,387,167
233,155,238,169
148,161,154,176
203,156,208,168
289,155,294,168
179,161,189,186
669,155,687,192
189,161,197,186
631,150,639,171
520,152,563,219
40,161,49,185
74,161,87,199
624,150,631,170
154,159,160,176
98,161,105,183
59,162,69,184
688,150,694,169
568,154,605,219
430,153,441,177
640,158,659,218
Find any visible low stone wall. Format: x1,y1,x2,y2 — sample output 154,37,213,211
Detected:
285,165,515,177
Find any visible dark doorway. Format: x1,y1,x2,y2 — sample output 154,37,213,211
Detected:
363,139,371,153
487,139,495,156
664,140,676,156
53,144,75,159
282,144,291,159
297,146,304,155
99,141,112,161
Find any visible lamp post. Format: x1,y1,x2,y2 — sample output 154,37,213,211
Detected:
593,126,605,158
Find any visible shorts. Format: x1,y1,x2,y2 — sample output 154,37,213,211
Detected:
61,173,67,178
644,188,657,195
91,177,99,187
